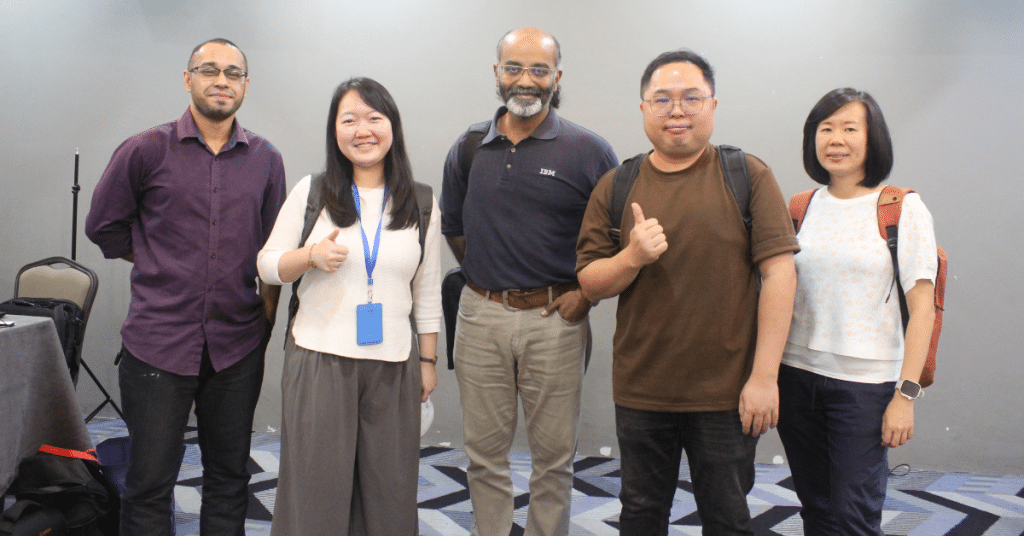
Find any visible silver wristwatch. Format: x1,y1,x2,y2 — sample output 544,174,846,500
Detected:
896,379,924,400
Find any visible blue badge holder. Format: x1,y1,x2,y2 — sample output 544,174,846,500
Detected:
356,302,383,346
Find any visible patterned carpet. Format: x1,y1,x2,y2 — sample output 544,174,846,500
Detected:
79,418,1024,535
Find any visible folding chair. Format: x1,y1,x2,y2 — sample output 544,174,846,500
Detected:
14,257,124,422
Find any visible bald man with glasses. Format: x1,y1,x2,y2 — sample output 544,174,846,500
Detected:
439,27,617,536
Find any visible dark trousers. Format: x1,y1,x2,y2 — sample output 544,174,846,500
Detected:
118,338,266,536
616,405,758,536
777,365,893,536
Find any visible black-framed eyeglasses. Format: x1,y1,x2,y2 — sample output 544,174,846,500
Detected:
189,65,247,82
498,64,554,79
644,94,712,117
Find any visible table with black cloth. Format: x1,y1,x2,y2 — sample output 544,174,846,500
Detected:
0,314,94,493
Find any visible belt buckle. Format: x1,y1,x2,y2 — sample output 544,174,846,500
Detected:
501,287,553,311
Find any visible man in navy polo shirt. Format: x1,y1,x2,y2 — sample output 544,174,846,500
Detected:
85,38,286,536
440,27,617,536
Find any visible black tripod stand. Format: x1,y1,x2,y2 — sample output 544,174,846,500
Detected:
72,150,126,422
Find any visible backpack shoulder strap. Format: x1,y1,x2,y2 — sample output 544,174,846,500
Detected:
877,185,914,331
609,153,646,249
458,121,490,178
877,185,912,241
409,182,435,339
299,174,324,249
287,174,325,341
788,189,818,233
717,144,752,236
413,182,433,266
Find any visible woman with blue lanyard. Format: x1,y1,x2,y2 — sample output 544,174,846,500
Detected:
257,77,441,535
777,88,937,536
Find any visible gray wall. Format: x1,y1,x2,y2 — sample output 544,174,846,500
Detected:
2,0,1022,475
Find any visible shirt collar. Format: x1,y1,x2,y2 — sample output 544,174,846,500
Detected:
482,106,561,144
176,107,249,151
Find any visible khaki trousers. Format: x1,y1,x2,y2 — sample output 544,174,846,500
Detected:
454,286,589,536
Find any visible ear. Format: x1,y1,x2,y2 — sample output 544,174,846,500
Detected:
494,64,500,87
240,77,249,99
183,70,192,92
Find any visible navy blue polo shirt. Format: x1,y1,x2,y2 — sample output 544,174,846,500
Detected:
441,107,617,290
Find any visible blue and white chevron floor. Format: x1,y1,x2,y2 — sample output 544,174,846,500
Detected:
83,419,1024,536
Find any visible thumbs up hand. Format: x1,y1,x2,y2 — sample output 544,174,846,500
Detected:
311,228,349,272
626,203,667,267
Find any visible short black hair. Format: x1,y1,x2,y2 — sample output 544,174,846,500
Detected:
188,38,247,72
640,49,715,99
802,88,893,187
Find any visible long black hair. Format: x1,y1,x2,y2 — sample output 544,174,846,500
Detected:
319,77,418,230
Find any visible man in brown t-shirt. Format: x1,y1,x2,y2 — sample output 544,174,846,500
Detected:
576,50,799,535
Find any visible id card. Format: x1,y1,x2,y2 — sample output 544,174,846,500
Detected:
356,302,383,346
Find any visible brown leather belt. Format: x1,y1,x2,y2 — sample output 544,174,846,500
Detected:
466,280,578,310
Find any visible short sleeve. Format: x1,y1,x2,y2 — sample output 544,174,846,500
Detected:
897,192,938,291
575,167,618,273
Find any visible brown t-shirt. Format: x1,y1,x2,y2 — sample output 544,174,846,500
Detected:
576,144,799,412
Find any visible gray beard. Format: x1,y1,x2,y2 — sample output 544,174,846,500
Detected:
506,95,544,118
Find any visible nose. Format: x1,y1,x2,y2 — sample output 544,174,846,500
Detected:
669,99,687,117
516,73,538,88
354,119,372,136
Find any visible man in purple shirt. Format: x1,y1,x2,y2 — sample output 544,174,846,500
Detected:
85,38,286,536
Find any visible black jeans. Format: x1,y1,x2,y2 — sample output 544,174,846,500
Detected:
777,365,893,536
118,338,266,536
616,405,758,536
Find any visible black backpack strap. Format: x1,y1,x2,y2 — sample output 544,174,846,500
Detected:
286,173,324,345
884,223,911,332
432,121,487,359
609,153,646,249
408,182,434,351
459,121,490,178
718,144,752,237
412,182,433,266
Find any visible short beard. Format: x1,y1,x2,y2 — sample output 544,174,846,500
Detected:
192,93,243,122
497,84,552,118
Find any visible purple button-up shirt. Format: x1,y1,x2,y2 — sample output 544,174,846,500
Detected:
86,109,287,375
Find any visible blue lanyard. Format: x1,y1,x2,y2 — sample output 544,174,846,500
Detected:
352,182,388,300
